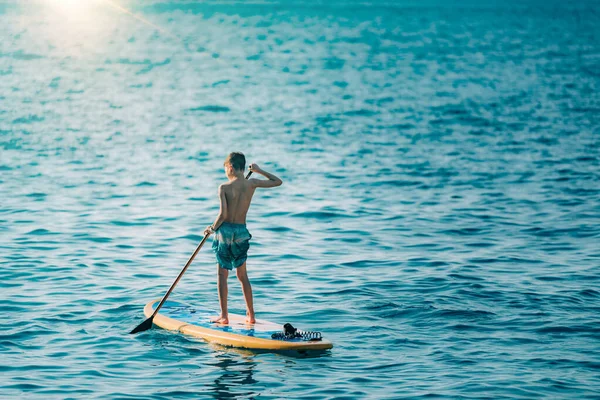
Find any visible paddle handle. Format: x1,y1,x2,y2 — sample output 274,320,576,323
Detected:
149,169,254,319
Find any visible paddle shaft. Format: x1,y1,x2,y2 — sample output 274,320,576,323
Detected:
147,170,253,320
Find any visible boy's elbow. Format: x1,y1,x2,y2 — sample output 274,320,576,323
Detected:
276,179,283,187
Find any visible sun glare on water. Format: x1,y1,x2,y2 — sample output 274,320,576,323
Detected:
43,0,101,15
34,0,121,55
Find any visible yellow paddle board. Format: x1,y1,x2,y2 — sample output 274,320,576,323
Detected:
144,299,333,351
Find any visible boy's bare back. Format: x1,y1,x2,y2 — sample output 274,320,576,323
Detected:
221,164,282,224
206,162,282,237
220,178,255,224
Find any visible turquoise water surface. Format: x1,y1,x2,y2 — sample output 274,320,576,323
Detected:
1,0,600,398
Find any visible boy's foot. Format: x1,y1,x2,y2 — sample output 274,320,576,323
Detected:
211,316,229,325
246,314,256,324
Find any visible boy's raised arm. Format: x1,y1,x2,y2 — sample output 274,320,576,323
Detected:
249,163,282,188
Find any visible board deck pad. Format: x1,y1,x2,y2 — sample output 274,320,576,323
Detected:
152,301,285,340
145,299,333,351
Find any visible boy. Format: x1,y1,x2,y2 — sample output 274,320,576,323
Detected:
204,152,282,324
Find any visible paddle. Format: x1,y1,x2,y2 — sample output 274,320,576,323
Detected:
130,170,253,334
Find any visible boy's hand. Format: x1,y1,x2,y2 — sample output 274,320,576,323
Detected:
249,163,262,173
203,225,214,236
248,163,283,188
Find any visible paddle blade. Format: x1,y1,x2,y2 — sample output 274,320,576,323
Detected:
130,316,154,334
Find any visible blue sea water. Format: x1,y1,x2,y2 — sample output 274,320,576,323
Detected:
1,0,600,398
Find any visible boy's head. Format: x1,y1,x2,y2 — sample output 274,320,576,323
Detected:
224,152,245,173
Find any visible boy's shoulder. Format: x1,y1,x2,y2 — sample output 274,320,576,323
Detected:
218,181,242,191
218,182,230,193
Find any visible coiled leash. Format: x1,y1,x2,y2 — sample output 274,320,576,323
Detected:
271,323,323,341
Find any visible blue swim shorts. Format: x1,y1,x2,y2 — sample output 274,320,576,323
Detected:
212,222,252,270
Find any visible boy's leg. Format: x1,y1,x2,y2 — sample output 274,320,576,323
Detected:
235,262,255,324
212,265,229,324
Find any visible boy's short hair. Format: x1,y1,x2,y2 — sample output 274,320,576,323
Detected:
224,152,245,171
